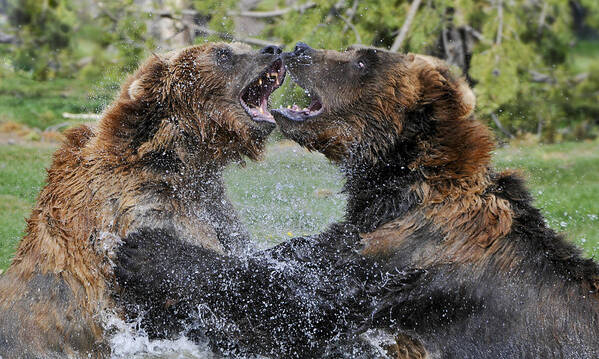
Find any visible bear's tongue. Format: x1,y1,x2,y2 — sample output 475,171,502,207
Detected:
247,96,270,120
276,97,323,122
289,97,322,115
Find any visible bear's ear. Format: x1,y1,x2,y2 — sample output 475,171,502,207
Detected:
125,55,170,101
410,54,475,118
128,79,143,101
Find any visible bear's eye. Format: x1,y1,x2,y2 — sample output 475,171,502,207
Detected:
355,60,366,71
215,48,234,67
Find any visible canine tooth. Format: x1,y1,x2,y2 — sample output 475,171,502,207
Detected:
259,107,264,114
259,79,262,85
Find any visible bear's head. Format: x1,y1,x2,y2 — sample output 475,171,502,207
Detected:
273,43,492,181
98,42,285,167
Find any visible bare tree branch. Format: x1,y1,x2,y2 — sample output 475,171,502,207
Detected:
537,1,548,35
441,27,450,59
390,0,423,52
462,25,487,43
193,25,281,48
142,9,281,48
147,9,198,18
181,9,196,45
96,2,119,22
227,2,316,18
338,14,362,44
529,70,555,83
0,32,15,44
61,113,101,121
491,113,514,139
573,72,590,83
342,0,360,32
164,27,188,42
96,4,152,44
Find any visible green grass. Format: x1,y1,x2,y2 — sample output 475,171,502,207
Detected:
224,143,345,244
569,40,599,73
494,140,599,256
0,72,116,130
1,139,598,270
0,144,55,269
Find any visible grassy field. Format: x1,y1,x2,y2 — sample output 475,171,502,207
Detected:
0,71,117,130
569,40,599,73
0,144,56,269
1,138,598,270
494,140,599,255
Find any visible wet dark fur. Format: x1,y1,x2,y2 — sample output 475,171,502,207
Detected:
362,174,599,358
0,43,279,358
117,45,599,358
116,223,406,358
274,45,599,357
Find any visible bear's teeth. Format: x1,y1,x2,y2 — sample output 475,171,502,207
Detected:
258,79,262,85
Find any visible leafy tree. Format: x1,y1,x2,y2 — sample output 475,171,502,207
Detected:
6,0,76,79
260,0,597,141
3,0,152,80
1,0,597,140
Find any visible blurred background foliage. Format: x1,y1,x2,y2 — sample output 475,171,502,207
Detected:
0,0,598,142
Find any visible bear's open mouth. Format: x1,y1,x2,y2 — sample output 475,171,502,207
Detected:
240,59,286,123
274,93,323,122
272,75,324,122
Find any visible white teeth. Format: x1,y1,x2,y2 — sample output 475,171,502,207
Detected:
258,79,262,85
259,107,264,114
287,105,291,109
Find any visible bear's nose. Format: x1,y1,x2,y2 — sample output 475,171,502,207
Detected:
260,45,283,55
293,42,312,56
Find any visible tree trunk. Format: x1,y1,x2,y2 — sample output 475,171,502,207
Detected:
432,8,477,85
390,0,423,52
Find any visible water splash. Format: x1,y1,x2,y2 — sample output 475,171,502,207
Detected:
103,312,214,359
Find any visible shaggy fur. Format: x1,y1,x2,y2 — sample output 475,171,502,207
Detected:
116,224,394,358
0,42,282,358
117,44,599,358
274,44,599,358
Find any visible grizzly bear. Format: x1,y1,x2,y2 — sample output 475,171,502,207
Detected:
275,43,599,357
117,42,599,358
0,42,286,358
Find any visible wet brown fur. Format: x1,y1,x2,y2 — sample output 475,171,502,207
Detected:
0,43,279,358
276,45,599,358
